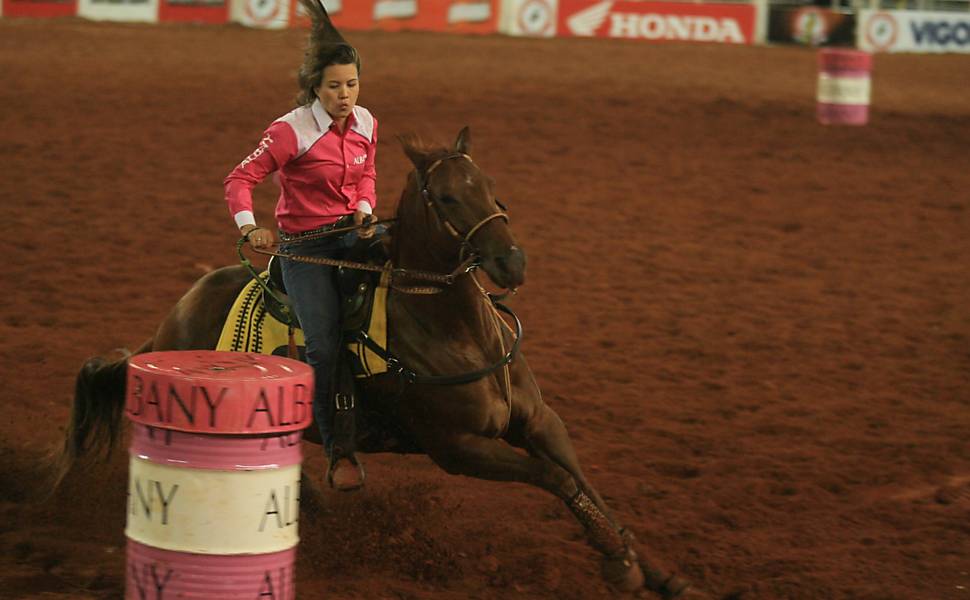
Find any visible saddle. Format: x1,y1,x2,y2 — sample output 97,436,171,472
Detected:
263,257,298,329
264,234,393,476
217,230,421,459
262,234,389,369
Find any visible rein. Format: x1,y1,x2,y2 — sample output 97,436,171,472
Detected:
237,218,478,295
239,153,511,295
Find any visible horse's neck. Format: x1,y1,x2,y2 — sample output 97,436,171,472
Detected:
390,191,496,340
389,276,501,375
392,186,462,278
393,236,483,329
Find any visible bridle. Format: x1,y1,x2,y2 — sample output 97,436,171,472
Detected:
417,152,510,265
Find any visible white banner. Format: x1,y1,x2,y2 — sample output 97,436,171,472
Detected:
505,0,558,37
78,0,159,22
126,458,301,555
373,0,416,20
858,9,970,53
449,0,491,24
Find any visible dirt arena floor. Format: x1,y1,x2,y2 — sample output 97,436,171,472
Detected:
1,17,969,600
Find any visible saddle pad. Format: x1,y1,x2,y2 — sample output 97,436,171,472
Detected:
215,270,389,378
216,273,305,355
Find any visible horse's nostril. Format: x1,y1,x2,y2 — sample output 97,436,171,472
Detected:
484,246,526,287
508,247,526,271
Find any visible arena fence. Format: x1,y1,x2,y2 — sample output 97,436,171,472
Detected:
1,1,967,57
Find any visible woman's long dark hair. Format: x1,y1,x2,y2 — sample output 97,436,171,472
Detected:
296,0,361,106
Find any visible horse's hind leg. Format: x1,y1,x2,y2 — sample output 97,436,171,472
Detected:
422,432,646,592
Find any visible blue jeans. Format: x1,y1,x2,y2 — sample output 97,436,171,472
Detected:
279,235,348,453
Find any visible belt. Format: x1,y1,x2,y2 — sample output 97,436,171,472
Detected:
278,215,354,242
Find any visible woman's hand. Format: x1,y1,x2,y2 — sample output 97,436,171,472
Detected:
241,224,274,249
354,211,376,239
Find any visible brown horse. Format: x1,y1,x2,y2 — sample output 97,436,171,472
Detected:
59,128,723,599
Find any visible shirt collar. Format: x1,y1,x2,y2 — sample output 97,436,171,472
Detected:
310,99,359,134
311,99,333,132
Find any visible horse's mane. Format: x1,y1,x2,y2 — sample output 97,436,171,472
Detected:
390,133,460,257
397,133,456,166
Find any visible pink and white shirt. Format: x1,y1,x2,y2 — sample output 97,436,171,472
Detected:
225,100,378,234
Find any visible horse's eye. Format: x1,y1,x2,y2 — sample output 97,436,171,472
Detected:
439,195,458,205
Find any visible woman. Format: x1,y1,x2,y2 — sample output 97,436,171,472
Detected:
224,0,375,491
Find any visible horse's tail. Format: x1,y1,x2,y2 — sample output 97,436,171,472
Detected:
52,340,151,489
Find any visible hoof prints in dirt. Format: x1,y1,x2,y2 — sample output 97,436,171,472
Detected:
300,482,464,584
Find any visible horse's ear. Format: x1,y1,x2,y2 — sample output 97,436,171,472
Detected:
397,133,427,170
455,126,471,155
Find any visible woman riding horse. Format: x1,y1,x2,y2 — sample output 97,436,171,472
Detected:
57,4,731,599
225,0,376,490
60,136,725,600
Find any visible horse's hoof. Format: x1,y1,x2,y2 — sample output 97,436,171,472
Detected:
667,580,709,599
639,559,704,599
602,548,645,592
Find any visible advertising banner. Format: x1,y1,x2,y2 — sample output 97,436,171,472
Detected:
858,9,970,53
558,0,756,44
767,5,854,47
373,0,498,33
159,0,228,23
78,0,158,21
506,0,558,37
2,0,76,18
291,0,371,30
231,0,290,28
290,0,500,34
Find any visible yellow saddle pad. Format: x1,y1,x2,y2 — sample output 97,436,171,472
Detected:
216,270,388,377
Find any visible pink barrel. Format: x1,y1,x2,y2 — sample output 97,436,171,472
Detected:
816,48,872,125
124,351,313,599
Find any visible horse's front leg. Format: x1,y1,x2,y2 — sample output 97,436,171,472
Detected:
510,398,715,599
419,429,647,593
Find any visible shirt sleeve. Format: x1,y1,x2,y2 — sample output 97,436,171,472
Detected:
355,119,378,212
224,121,299,228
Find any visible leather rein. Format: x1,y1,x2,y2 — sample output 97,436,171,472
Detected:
236,152,522,387
239,153,508,293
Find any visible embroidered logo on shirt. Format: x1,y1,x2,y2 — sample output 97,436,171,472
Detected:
240,134,274,169
353,153,367,165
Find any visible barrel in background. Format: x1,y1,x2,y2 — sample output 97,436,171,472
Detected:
816,48,872,125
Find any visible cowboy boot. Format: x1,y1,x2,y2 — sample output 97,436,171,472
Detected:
327,399,365,491
326,360,365,492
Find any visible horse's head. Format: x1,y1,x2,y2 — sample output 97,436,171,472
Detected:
399,127,525,291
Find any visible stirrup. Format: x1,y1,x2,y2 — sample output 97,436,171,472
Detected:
327,453,365,492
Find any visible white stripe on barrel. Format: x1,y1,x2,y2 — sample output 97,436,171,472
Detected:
816,48,873,126
124,351,313,599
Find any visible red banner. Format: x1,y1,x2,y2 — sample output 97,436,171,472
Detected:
558,0,756,44
158,0,227,23
291,0,499,34
3,0,76,17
